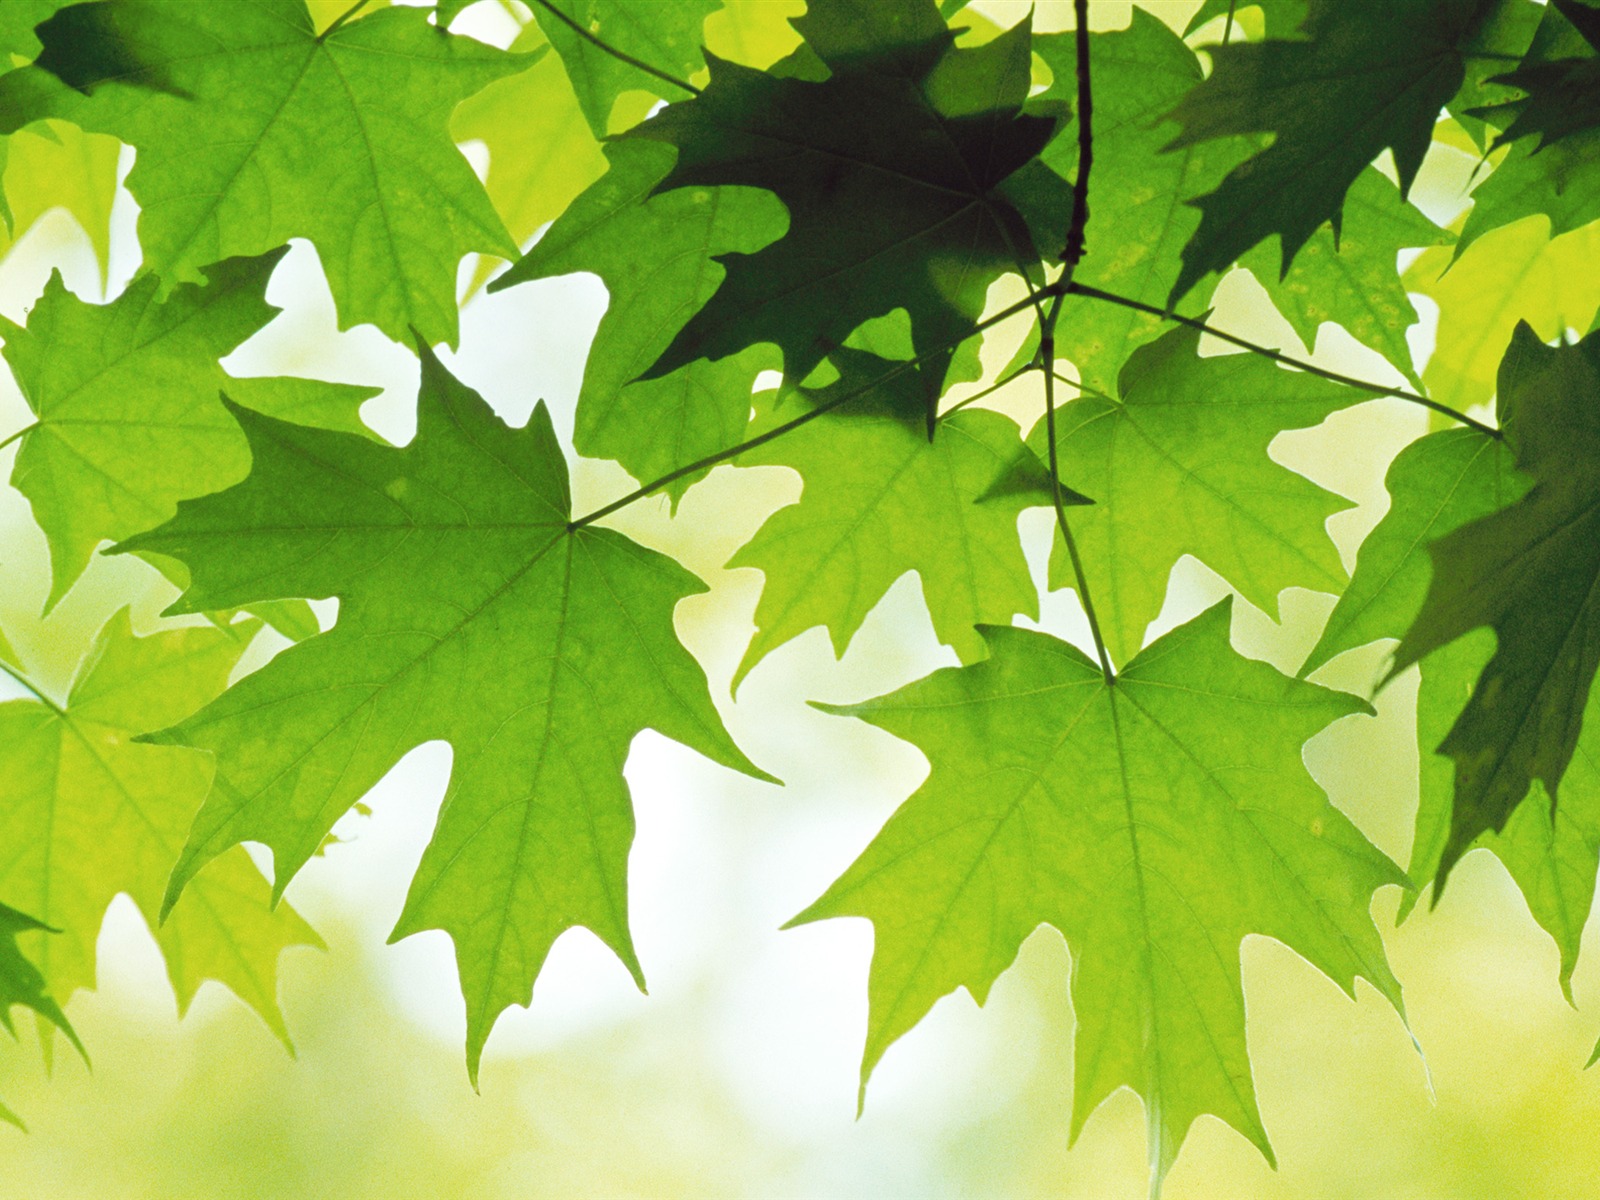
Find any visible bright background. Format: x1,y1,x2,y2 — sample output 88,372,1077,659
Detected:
0,2,1597,1196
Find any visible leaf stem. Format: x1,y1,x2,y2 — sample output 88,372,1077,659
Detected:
937,362,1039,420
1223,0,1238,45
1067,281,1502,438
0,658,65,717
527,0,702,98
1042,293,1115,686
317,0,370,41
0,422,38,453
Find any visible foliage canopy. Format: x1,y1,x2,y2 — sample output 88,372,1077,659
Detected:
0,0,1598,1189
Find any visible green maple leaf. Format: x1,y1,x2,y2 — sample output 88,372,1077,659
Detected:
1393,324,1600,880
1459,133,1600,255
0,0,528,347
729,347,1045,686
1165,0,1507,304
493,139,784,506
1030,12,1247,395
1034,324,1361,669
1301,427,1521,679
0,610,320,1043
1406,218,1600,416
1409,634,1600,993
118,344,772,1079
794,600,1404,1189
0,901,80,1129
1,248,378,608
529,0,719,137
627,0,1070,425
1242,168,1449,391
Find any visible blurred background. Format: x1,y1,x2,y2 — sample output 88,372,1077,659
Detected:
0,1,1597,1196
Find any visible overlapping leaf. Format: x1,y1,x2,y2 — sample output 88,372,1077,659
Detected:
452,20,607,296
1405,218,1600,415
1242,169,1448,390
1,248,378,607
1394,325,1600,879
796,601,1404,1190
1459,134,1600,254
1410,635,1600,990
0,902,80,1129
1166,0,1510,303
529,0,718,137
627,0,1070,426
1034,324,1362,668
0,611,321,1041
1477,0,1600,151
493,139,784,504
0,0,528,346
119,344,771,1078
729,348,1042,685
1301,427,1520,679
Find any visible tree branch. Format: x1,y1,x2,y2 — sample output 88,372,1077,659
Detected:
1067,281,1503,438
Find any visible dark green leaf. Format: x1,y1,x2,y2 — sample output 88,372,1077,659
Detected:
629,0,1069,427
1393,324,1600,881
1166,0,1507,303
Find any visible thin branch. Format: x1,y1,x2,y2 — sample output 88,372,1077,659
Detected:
0,422,38,454
1223,0,1239,45
1067,281,1503,438
937,362,1039,420
0,658,65,717
527,0,702,98
317,0,370,41
1060,0,1093,267
568,284,1055,530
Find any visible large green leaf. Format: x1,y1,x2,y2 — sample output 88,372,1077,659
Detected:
1242,168,1449,391
0,0,527,346
529,0,719,137
627,0,1069,426
1035,324,1361,669
0,610,320,1043
795,600,1404,1189
118,344,771,1079
1165,0,1507,303
730,348,1042,685
1394,325,1600,880
0,901,80,1129
1,248,378,608
1030,11,1246,394
493,139,784,505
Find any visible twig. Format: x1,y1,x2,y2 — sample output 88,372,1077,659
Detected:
1067,282,1502,438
